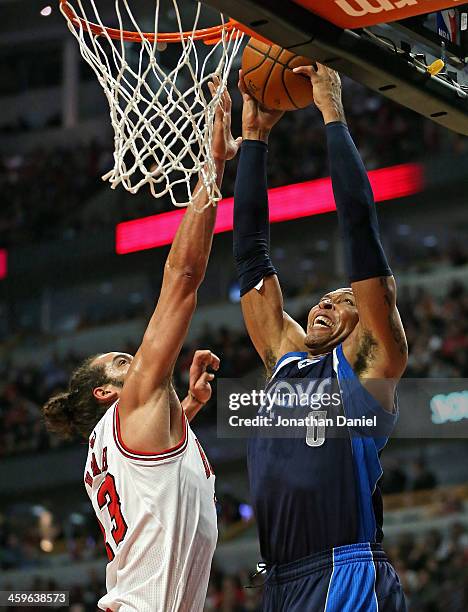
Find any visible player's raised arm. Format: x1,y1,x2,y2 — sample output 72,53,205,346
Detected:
234,72,306,374
117,83,240,430
294,64,408,400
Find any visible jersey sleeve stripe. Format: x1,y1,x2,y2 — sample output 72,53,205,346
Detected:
113,402,188,462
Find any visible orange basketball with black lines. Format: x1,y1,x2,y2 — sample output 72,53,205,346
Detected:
241,38,315,111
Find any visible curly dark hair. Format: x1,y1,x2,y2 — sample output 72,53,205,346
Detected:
42,354,122,440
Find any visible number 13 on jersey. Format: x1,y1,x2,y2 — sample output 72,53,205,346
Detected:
97,473,128,559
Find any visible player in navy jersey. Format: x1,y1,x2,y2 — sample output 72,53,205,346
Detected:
233,65,408,611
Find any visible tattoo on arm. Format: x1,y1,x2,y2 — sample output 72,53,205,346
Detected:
355,278,408,375
355,330,378,376
264,349,277,379
389,312,407,356
379,277,408,356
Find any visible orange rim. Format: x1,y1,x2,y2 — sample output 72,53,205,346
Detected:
59,0,247,44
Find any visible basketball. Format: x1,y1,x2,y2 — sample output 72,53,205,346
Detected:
241,38,315,111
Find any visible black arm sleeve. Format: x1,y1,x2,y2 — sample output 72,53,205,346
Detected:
326,122,392,283
233,140,277,296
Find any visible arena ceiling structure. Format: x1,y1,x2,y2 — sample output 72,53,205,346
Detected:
2,1,467,134
205,0,468,134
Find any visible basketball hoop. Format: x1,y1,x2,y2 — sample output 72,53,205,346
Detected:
59,1,247,208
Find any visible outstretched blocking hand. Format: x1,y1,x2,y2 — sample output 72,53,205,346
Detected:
292,63,345,125
238,69,284,143
189,349,220,406
209,76,242,162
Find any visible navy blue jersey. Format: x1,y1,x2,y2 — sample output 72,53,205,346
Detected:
247,344,397,565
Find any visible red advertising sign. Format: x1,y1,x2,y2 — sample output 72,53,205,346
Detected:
116,163,423,254
0,250,7,280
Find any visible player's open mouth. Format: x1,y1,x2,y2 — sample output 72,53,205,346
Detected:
313,315,334,329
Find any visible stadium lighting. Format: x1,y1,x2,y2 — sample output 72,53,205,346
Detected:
116,163,424,255
40,539,54,552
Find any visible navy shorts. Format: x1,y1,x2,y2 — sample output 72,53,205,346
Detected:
262,542,407,612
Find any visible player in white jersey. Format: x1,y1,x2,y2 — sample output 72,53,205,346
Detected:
84,350,219,612
42,81,241,612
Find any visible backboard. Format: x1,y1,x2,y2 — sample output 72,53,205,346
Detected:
204,0,468,135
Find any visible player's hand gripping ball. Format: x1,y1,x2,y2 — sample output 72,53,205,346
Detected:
241,38,315,111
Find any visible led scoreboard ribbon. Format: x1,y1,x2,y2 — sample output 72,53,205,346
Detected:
116,163,424,255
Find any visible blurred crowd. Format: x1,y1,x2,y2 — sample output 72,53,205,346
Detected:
2,521,468,611
1,280,467,458
400,281,468,377
0,142,110,247
1,78,468,248
391,523,468,612
0,489,247,573
381,458,438,495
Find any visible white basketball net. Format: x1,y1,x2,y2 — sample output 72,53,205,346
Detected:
60,1,243,207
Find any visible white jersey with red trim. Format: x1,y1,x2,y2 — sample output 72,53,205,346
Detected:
84,401,217,612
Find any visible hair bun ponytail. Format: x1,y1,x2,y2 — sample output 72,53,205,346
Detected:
42,392,77,440
42,354,109,440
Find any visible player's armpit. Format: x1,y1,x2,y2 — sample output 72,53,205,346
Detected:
241,275,306,374
116,384,184,455
343,276,408,383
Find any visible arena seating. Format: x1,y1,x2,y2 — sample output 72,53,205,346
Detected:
1,78,468,249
